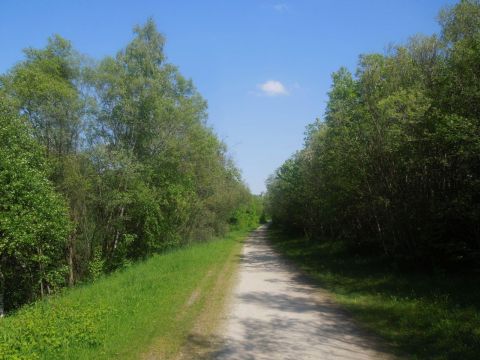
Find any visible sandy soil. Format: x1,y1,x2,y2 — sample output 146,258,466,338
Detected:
213,225,395,360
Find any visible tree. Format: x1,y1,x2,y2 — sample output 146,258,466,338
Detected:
0,18,259,313
266,0,480,267
1,35,96,285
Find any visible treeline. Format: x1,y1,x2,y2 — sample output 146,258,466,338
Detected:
266,0,480,267
0,20,260,314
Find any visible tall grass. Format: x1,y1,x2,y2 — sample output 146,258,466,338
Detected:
269,230,480,360
0,229,248,359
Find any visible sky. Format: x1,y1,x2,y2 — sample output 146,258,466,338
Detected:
0,0,456,194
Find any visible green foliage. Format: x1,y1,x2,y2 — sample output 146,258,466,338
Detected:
0,96,71,312
87,247,104,282
2,34,82,156
229,194,264,230
89,19,254,262
0,19,256,313
0,230,247,359
266,0,480,266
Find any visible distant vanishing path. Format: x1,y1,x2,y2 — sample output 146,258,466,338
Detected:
214,225,394,360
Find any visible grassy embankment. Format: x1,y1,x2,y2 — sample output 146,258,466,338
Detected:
269,229,480,360
0,229,250,359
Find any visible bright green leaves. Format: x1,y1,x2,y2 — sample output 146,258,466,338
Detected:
91,20,252,264
0,97,70,310
3,34,82,157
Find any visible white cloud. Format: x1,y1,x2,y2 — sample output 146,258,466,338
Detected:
273,3,289,12
258,80,289,96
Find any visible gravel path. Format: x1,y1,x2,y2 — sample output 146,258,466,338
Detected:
214,225,394,360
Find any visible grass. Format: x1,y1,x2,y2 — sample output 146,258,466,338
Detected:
269,229,480,360
0,229,249,359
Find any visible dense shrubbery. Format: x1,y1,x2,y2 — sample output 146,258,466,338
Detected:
266,0,480,267
230,195,264,230
0,19,259,313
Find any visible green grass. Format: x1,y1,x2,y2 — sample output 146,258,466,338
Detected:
269,229,480,360
0,229,249,359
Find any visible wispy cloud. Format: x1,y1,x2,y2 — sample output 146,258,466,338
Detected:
258,80,289,96
273,3,289,12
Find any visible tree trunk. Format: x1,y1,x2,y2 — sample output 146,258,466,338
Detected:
113,206,125,251
38,247,45,298
68,236,75,286
0,261,5,317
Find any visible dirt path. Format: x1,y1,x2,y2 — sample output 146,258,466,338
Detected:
214,225,394,360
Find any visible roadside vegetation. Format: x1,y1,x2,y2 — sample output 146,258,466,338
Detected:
0,19,262,315
0,229,249,359
266,1,480,359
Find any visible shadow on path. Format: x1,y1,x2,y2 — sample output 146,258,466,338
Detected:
182,226,394,360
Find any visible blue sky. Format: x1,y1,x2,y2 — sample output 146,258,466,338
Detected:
0,0,456,194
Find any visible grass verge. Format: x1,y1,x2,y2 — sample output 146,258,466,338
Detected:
0,229,249,359
269,229,480,360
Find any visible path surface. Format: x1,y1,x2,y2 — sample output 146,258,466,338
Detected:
214,225,393,360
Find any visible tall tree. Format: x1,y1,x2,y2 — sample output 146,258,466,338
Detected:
1,35,94,285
